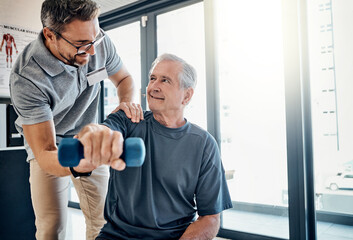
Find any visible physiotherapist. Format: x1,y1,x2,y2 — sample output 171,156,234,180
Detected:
9,0,142,239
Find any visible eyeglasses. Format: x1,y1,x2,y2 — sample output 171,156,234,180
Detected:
51,28,105,54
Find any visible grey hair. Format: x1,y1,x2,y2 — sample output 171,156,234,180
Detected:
41,0,100,33
149,53,197,89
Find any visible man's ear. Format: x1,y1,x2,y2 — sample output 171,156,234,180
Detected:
182,88,194,105
43,27,56,43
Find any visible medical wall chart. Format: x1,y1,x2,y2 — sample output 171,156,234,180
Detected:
0,24,38,98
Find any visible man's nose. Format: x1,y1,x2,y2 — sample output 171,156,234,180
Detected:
152,86,160,92
147,83,160,94
86,45,96,55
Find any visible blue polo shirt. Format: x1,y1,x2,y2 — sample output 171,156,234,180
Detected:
98,110,233,240
9,31,122,161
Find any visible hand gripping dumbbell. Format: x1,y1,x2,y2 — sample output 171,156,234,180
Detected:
58,137,145,167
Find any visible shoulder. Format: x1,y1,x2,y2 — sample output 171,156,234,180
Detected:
107,110,152,122
90,33,122,75
11,46,46,84
143,111,153,120
107,109,128,120
10,39,61,99
11,42,40,81
188,123,216,143
98,33,115,53
187,123,220,158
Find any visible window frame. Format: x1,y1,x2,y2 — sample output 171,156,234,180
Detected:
97,0,353,239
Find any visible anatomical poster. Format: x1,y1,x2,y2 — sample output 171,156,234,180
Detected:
0,24,38,98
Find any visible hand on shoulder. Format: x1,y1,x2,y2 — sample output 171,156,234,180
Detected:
111,102,144,123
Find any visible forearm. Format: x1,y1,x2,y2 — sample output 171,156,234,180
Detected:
37,123,123,176
23,120,71,177
35,148,71,177
180,214,220,240
117,75,135,103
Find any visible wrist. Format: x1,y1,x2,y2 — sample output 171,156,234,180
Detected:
69,167,92,178
119,98,132,103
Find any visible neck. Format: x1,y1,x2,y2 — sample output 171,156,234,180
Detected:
44,37,76,66
153,111,186,128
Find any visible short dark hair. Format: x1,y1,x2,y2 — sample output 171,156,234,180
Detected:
41,0,100,33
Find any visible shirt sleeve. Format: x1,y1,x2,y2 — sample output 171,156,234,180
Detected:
102,110,131,137
195,135,233,216
10,72,53,125
102,33,123,77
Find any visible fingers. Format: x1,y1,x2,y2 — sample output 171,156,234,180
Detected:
79,125,95,164
74,159,96,173
111,131,123,159
111,159,126,171
79,125,111,167
113,102,144,123
109,131,125,171
91,128,111,167
138,104,144,121
100,129,113,165
77,124,125,170
110,106,120,114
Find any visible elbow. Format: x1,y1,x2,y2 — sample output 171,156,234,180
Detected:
211,214,221,237
199,213,221,238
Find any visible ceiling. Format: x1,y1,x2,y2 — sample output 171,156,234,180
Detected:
94,0,142,14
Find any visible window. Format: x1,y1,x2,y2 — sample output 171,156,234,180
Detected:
216,0,289,238
104,21,141,118
157,2,207,130
97,0,353,239
307,0,353,237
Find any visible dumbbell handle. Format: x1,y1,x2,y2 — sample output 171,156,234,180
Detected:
58,137,145,167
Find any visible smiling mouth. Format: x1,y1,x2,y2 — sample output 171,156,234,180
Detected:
149,94,164,100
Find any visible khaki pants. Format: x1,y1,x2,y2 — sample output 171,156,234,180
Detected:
30,159,109,240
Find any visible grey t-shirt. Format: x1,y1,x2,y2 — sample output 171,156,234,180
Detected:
9,31,122,161
99,110,233,240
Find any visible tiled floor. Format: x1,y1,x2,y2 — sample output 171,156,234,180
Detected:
66,207,86,240
222,209,353,240
317,222,353,240
67,207,353,240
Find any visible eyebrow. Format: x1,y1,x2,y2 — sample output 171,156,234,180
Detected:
62,36,90,45
70,31,101,44
151,74,173,82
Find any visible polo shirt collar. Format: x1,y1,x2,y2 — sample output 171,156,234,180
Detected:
32,31,66,77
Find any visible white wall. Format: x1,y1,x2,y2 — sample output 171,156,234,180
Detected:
0,0,43,30
0,0,43,147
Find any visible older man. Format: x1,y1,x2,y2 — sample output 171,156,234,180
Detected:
74,54,232,239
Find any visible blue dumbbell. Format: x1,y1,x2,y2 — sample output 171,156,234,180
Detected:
58,137,145,167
